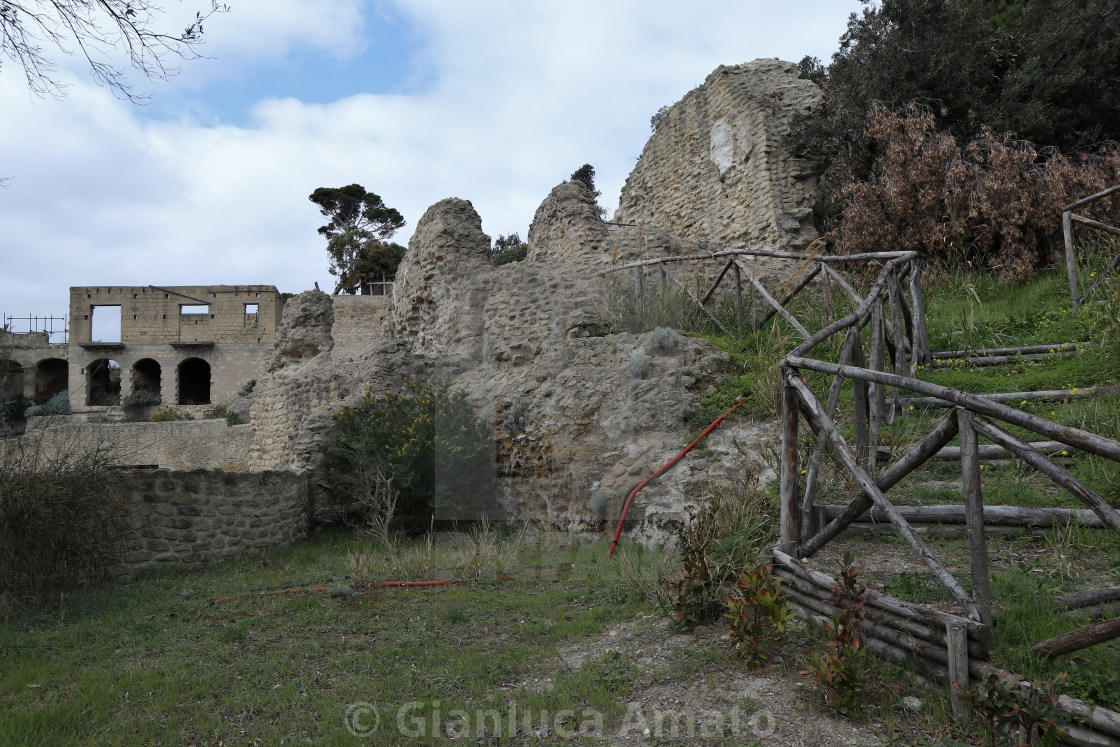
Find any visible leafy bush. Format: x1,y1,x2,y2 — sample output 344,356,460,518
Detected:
725,561,794,668
492,233,528,266
24,391,71,417
644,326,680,355
664,484,775,630
204,404,247,426
960,672,1066,747
810,552,871,717
833,104,1120,282
237,379,256,397
121,389,160,407
0,431,126,611
150,406,191,422
626,351,651,380
1,394,28,434
327,379,494,525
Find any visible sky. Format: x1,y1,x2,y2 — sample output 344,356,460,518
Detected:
0,0,862,337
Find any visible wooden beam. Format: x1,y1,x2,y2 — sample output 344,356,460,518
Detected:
603,248,918,273
908,259,931,367
1057,585,1120,611
1063,184,1120,212
969,416,1120,535
947,622,971,720
903,385,1120,410
798,412,959,559
779,380,800,553
1032,617,1120,659
733,259,811,339
1065,209,1080,311
733,262,744,339
787,372,980,619
749,264,822,334
815,504,1106,528
782,357,1120,463
660,263,730,336
931,342,1089,359
957,409,994,641
699,260,735,305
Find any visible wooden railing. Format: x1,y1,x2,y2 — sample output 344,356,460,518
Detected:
1063,184,1120,311
775,258,1120,733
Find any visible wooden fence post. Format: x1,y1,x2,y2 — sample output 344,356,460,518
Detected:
1064,209,1079,312
947,622,971,721
733,262,744,339
780,372,801,552
958,409,994,647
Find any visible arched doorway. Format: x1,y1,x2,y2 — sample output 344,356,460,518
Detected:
177,358,211,405
0,360,23,399
87,358,121,405
34,359,68,404
131,359,161,401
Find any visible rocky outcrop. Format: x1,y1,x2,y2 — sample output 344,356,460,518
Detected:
268,289,334,371
615,59,822,253
527,181,611,265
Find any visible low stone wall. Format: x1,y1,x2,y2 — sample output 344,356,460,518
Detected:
18,418,255,470
118,468,309,574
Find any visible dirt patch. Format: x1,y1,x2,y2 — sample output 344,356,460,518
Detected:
546,615,888,746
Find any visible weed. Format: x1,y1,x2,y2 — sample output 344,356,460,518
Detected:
150,406,191,422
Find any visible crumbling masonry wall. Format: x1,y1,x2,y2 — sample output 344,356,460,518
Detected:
615,59,821,253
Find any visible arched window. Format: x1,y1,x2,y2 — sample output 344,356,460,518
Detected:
131,359,161,401
87,358,121,406
34,358,68,404
177,358,211,405
0,359,24,399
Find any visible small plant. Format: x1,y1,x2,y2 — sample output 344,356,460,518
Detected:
121,389,160,407
725,561,794,668
204,404,247,426
150,406,191,422
959,671,1066,747
237,379,256,397
24,390,72,417
645,326,680,355
627,351,652,380
810,552,870,717
353,469,397,542
499,398,528,438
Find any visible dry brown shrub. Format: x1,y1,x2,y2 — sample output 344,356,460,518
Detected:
834,104,1120,282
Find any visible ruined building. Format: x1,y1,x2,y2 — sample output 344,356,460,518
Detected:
67,285,282,409
6,59,822,567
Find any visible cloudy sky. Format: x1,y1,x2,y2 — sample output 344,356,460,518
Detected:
0,1,861,335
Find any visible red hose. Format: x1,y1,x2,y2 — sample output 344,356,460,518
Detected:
606,397,748,558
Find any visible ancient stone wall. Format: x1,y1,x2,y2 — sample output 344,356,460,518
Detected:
615,59,821,254
330,295,391,363
116,468,308,574
15,418,255,470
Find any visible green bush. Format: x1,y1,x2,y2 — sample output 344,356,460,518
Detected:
150,406,191,422
121,389,160,407
24,391,71,417
204,404,247,426
1,394,29,434
327,379,494,525
626,351,651,380
0,433,125,611
644,326,680,355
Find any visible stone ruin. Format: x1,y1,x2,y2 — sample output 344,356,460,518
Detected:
5,58,823,553
245,59,821,542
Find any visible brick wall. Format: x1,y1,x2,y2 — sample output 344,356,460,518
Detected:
117,468,308,574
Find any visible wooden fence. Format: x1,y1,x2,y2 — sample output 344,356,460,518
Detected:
774,258,1120,742
1063,184,1120,311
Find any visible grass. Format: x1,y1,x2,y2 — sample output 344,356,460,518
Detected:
0,529,662,744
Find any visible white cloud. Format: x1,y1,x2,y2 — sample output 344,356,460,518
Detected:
0,1,860,327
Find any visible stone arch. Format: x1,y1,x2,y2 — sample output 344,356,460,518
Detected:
34,358,68,404
87,358,121,405
131,358,162,400
177,357,211,405
0,359,23,399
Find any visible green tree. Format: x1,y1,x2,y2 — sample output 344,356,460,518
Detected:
309,184,406,294
491,232,527,266
570,163,607,219
790,0,1120,232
